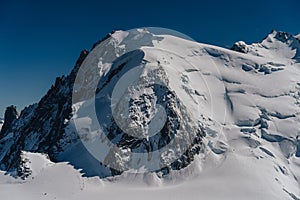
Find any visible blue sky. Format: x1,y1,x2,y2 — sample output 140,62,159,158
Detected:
0,0,299,116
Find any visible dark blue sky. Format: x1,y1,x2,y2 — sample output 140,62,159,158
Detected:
0,0,299,116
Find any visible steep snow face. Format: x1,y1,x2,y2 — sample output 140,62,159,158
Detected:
1,28,300,199
69,29,208,175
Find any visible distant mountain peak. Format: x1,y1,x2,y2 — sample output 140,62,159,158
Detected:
230,30,300,62
263,30,298,44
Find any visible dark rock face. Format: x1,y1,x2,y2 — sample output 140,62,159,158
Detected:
274,31,292,43
91,49,204,176
0,105,18,136
0,50,89,175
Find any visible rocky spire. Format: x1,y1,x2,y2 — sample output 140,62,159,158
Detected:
0,105,18,135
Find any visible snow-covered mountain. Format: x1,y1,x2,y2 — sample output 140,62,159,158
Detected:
0,28,300,199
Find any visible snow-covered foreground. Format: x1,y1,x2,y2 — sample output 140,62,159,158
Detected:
0,28,300,199
0,151,298,200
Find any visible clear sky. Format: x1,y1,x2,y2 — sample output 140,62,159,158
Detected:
0,0,299,116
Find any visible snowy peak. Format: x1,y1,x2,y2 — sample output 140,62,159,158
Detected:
262,30,300,47
271,30,299,42
262,30,300,61
231,30,300,62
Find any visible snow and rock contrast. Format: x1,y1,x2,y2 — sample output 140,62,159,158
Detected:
0,118,3,132
0,28,300,199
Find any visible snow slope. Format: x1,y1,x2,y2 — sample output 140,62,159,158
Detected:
0,28,300,199
0,151,298,200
